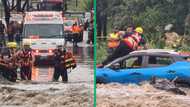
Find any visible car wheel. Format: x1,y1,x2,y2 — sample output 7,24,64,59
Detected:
96,77,106,84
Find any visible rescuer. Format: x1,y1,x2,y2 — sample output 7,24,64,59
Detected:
101,27,146,66
53,45,76,82
71,23,81,47
87,19,94,44
18,43,33,80
107,27,120,55
0,42,18,82
7,42,18,82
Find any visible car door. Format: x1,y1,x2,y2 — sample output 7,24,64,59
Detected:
139,55,177,81
111,55,147,83
111,55,178,83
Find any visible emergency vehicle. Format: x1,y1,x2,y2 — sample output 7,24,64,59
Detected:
22,11,65,64
63,17,84,43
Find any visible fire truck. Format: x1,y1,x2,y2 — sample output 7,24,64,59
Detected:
22,11,65,65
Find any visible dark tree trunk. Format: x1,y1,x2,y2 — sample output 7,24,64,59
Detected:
1,0,11,26
16,0,21,12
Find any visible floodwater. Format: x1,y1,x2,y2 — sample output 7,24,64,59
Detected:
31,46,94,82
97,83,190,107
0,40,94,107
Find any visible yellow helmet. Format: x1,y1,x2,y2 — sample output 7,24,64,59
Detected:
135,27,143,34
7,42,17,48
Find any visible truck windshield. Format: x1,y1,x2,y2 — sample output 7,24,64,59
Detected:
63,20,75,26
23,24,64,38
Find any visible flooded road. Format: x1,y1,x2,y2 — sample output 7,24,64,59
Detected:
0,38,94,107
31,45,94,82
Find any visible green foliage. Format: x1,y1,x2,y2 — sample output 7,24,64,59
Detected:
67,0,92,12
97,40,108,63
78,0,93,11
97,0,190,62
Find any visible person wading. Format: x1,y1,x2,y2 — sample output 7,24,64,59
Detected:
53,46,76,82
18,44,33,80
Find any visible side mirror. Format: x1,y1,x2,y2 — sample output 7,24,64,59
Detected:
110,63,121,70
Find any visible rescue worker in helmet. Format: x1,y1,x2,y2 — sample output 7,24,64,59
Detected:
107,27,120,55
53,45,76,82
0,42,18,82
71,23,82,47
101,27,146,66
17,43,33,80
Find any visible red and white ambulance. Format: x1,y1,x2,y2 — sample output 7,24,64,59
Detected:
22,11,65,64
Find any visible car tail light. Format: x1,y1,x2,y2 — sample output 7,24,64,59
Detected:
48,49,53,53
29,35,40,39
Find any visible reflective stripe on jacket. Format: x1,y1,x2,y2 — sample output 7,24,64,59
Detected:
61,52,76,69
123,32,142,50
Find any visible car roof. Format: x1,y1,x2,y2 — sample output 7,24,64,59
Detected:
130,49,178,55
104,49,183,68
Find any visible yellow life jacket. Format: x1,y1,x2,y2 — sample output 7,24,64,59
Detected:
107,33,120,48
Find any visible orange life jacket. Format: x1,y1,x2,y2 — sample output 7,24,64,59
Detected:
61,52,76,69
19,51,32,67
123,32,142,50
71,25,81,33
107,33,120,48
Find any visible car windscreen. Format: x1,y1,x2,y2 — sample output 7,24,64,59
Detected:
23,24,64,38
64,20,75,27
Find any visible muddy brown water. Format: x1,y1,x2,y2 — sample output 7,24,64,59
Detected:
97,83,190,107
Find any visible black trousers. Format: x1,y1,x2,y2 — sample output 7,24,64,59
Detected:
20,66,31,80
87,29,94,44
102,41,133,65
2,68,17,82
53,66,68,82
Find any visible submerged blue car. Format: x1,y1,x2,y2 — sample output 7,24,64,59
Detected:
96,49,190,84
